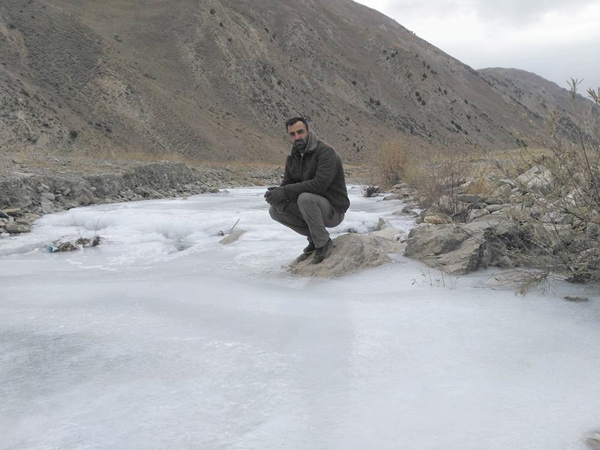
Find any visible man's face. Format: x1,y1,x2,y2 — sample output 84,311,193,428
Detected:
287,121,308,151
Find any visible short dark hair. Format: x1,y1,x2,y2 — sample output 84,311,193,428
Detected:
285,117,308,131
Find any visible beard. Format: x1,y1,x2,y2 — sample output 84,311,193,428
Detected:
293,138,307,152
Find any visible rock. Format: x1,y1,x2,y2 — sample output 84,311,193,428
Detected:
406,224,470,257
219,229,247,245
498,178,517,188
424,213,452,224
3,207,21,217
492,184,512,199
41,199,55,214
468,208,490,222
382,194,398,201
0,211,9,219
587,433,600,449
375,217,388,231
75,236,101,247
563,296,589,302
484,197,504,205
6,222,31,234
486,204,508,213
371,227,407,242
497,255,514,269
290,233,404,277
41,192,56,201
516,165,552,191
404,218,516,275
457,194,485,203
19,196,33,208
405,223,488,274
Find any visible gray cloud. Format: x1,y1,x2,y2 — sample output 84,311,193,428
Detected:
359,0,600,92
447,37,600,93
380,0,598,26
472,0,599,25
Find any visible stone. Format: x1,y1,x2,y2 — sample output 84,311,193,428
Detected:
424,213,452,224
516,165,552,191
406,224,470,257
587,433,600,450
6,222,31,234
41,199,55,214
4,208,21,217
41,192,56,201
484,197,504,205
457,194,485,203
497,255,514,269
468,209,490,222
382,194,398,201
486,204,508,213
563,296,589,302
371,227,407,242
375,217,388,231
498,178,517,188
405,226,488,275
19,196,33,208
404,217,517,275
492,184,512,199
290,233,404,278
219,229,247,245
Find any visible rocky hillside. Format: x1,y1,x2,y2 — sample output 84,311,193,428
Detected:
479,68,599,139
1,0,594,165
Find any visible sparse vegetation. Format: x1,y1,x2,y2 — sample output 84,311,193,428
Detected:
497,79,600,283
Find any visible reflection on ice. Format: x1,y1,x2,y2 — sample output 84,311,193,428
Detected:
1,187,599,450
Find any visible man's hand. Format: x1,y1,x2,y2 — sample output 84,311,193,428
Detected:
264,187,286,205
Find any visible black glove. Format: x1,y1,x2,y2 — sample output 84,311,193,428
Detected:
264,187,286,205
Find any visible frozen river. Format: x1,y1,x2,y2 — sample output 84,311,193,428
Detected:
1,187,599,450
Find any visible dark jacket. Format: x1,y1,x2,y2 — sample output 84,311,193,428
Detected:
280,131,350,213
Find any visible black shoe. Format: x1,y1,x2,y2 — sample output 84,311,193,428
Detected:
303,241,316,254
313,239,333,264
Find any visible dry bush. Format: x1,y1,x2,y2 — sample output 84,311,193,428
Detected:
410,147,475,218
372,139,478,218
495,79,600,283
377,139,415,187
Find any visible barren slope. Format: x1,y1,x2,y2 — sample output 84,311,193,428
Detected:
0,0,586,164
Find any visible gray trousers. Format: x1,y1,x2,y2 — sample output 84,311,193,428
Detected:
269,192,345,248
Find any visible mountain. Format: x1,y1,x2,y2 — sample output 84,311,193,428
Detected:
479,68,596,122
0,0,593,165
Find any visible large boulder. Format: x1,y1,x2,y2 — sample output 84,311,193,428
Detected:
516,165,552,192
404,216,516,274
290,233,405,278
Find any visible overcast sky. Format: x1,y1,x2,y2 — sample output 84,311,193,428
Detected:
355,0,600,96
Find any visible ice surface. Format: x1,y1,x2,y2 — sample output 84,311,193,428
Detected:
1,187,599,450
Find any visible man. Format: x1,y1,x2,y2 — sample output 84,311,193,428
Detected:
265,117,350,264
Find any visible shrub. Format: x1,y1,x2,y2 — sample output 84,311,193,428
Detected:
411,148,474,218
377,140,414,188
495,79,600,283
361,185,380,198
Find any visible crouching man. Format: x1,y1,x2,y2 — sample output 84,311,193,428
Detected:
265,117,350,263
